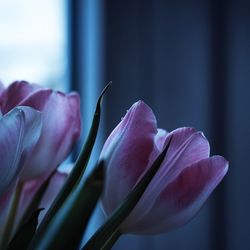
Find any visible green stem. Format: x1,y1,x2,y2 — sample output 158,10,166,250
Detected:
101,230,121,250
82,230,121,250
1,182,23,249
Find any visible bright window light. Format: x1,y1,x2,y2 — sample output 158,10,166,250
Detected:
0,0,67,91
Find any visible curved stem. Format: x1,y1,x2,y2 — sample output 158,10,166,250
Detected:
1,181,23,249
100,230,121,250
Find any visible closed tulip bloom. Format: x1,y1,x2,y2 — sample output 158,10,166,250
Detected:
0,81,81,180
100,101,228,234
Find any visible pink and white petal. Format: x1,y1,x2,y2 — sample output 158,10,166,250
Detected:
50,93,81,163
123,156,228,234
149,128,210,194
0,108,26,196
19,90,81,180
0,106,41,196
126,127,210,224
38,170,68,223
21,163,72,211
165,128,209,176
17,106,42,154
16,170,68,226
0,81,40,114
154,128,168,151
142,127,208,194
17,177,45,220
101,101,158,215
0,106,41,240
65,92,82,143
162,127,210,171
13,107,42,182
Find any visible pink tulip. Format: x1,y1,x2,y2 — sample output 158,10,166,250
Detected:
0,169,69,243
100,101,228,234
0,81,81,180
0,106,42,238
17,169,69,227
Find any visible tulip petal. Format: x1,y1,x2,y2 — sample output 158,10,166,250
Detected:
0,107,41,196
124,156,228,234
18,89,81,180
154,128,168,151
149,128,210,196
0,109,24,196
14,170,68,230
0,81,40,114
39,171,68,223
101,101,158,215
125,127,210,224
162,128,210,173
17,106,43,160
0,107,41,241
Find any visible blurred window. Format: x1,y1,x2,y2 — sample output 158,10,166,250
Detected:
0,0,67,91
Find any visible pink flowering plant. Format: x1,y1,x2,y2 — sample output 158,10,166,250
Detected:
0,81,228,250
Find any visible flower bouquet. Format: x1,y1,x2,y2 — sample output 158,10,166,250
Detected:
0,81,228,250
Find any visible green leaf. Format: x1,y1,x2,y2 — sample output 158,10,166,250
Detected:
7,208,44,250
29,83,111,245
28,162,104,250
82,136,173,250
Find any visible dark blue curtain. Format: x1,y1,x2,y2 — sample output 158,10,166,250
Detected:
69,1,250,249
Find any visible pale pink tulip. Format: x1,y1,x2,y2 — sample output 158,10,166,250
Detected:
100,101,228,234
17,169,69,226
0,81,81,180
0,169,69,243
0,106,42,238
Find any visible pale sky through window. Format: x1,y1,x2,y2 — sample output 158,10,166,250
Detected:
0,0,67,91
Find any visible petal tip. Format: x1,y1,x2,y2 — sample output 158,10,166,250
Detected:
209,155,229,181
131,100,154,115
216,155,229,174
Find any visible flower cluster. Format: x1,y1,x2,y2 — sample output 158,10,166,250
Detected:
0,81,228,250
0,81,81,248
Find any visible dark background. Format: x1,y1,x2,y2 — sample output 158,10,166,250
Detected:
70,0,250,249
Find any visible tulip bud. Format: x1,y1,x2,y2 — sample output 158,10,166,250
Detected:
100,101,228,234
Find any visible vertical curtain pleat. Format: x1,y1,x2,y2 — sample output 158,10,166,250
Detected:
227,1,250,249
209,0,229,250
